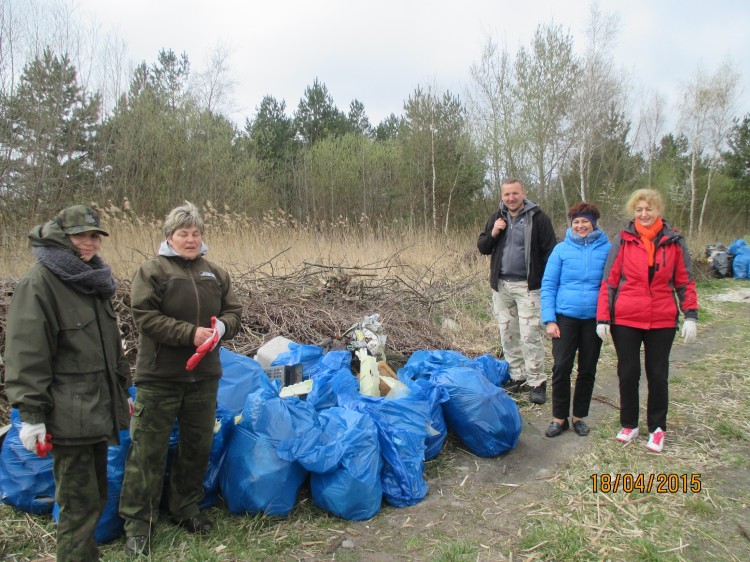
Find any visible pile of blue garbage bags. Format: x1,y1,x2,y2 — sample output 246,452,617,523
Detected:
0,342,522,541
709,239,750,279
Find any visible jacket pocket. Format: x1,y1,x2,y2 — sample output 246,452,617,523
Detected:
56,307,102,373
49,373,111,439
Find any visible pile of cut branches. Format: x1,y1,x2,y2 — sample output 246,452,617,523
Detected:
1,260,474,424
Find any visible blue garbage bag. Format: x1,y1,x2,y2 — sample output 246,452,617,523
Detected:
200,406,235,509
409,377,450,460
219,348,280,415
278,408,382,520
0,409,55,514
305,351,359,410
399,349,510,388
728,239,749,256
434,367,522,457
271,343,325,376
219,388,319,516
470,354,510,387
338,385,430,508
733,253,750,279
93,428,131,542
398,349,472,381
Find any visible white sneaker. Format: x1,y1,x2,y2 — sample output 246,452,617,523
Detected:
616,427,639,443
646,428,666,453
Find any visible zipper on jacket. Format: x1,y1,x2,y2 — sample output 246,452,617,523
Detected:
187,261,201,327
149,344,161,369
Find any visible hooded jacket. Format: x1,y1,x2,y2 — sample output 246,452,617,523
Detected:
477,199,557,291
129,245,243,384
5,220,131,445
541,227,611,323
596,219,697,329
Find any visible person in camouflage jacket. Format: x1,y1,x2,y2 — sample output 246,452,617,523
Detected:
119,201,242,557
5,205,131,562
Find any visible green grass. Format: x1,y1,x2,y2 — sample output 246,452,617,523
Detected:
716,419,746,440
431,539,478,562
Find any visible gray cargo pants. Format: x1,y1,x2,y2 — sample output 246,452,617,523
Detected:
492,281,546,387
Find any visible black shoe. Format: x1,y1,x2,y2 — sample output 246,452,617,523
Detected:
502,378,527,394
545,419,569,437
530,382,547,404
573,420,590,436
172,514,213,534
124,535,150,557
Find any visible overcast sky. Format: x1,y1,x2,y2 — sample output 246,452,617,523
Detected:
74,0,749,129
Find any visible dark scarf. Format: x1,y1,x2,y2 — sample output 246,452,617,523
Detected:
32,246,117,299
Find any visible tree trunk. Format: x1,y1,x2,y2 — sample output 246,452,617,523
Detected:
698,167,713,234
559,173,570,213
430,121,437,231
689,151,698,237
578,143,586,201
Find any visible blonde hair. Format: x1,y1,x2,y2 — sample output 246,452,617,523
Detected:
625,189,664,216
163,201,205,238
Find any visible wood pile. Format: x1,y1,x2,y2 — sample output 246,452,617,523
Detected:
1,261,472,423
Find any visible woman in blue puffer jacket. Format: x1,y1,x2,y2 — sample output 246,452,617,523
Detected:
541,202,610,438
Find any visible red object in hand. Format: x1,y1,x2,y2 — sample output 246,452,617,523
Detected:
185,316,219,371
36,434,53,458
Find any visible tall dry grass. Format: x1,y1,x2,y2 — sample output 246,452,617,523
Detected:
0,202,483,279
0,202,497,353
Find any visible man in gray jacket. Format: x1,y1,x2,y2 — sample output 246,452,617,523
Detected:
477,179,557,404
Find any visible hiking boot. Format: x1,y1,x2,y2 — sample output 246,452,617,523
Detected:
172,514,213,534
646,428,666,453
572,420,590,436
544,419,569,437
124,535,149,557
529,382,547,404
615,427,639,443
502,377,526,394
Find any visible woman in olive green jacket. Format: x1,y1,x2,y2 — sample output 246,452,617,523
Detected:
5,205,131,562
119,201,242,557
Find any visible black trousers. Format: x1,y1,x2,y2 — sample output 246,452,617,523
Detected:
550,314,602,420
611,325,676,433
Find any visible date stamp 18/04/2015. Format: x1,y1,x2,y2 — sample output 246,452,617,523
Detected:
591,473,702,494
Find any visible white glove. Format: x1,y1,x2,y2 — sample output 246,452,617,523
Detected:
19,422,47,453
211,319,226,351
596,324,611,343
681,319,697,344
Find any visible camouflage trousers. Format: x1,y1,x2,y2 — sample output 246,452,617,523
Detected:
492,281,546,386
52,441,109,562
119,379,219,537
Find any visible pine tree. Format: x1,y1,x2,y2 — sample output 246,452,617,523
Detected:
1,48,101,216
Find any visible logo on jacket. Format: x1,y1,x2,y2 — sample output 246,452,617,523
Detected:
199,271,217,279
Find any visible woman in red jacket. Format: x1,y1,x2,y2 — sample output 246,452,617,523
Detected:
596,189,697,453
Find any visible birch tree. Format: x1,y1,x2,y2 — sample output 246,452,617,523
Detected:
569,5,625,202
678,61,740,236
515,23,580,204
466,37,525,192
698,62,740,233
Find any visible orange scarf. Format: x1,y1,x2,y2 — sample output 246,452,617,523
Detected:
634,217,664,266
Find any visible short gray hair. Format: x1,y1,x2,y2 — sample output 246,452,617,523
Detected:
163,201,205,238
